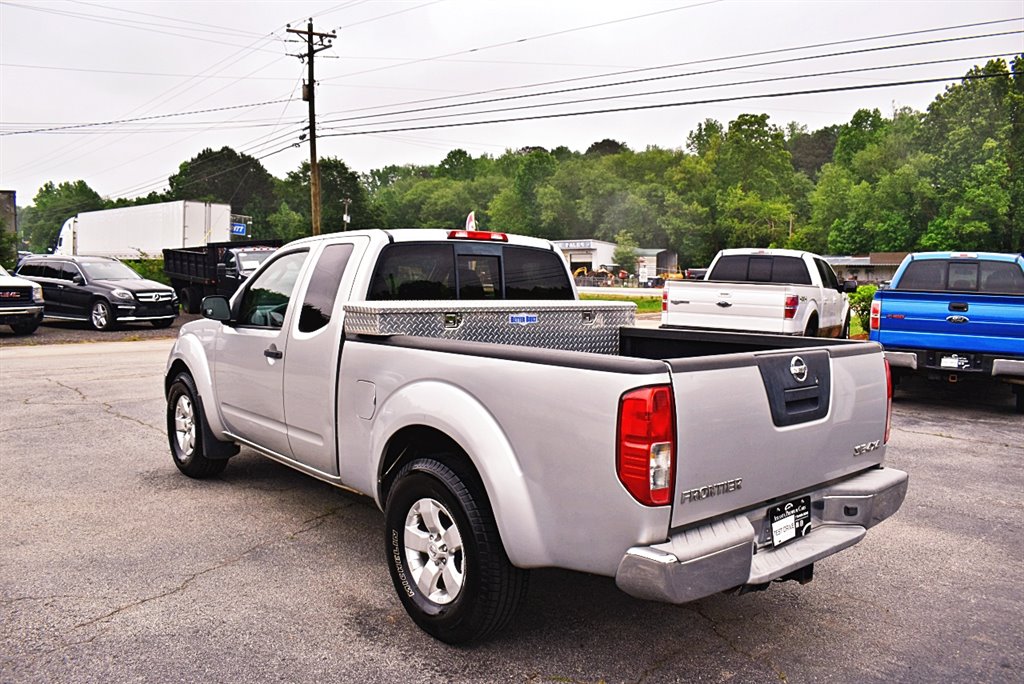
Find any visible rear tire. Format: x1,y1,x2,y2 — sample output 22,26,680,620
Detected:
1014,387,1024,414
166,372,228,478
384,457,527,644
181,287,201,314
803,316,819,338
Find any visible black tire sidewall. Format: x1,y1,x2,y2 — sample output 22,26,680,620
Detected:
167,374,204,469
384,461,483,639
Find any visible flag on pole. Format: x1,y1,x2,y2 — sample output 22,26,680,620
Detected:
465,211,476,231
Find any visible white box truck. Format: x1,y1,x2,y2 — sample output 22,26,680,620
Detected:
53,201,234,258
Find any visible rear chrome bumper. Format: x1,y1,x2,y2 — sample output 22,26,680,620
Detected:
883,351,918,370
885,350,1024,379
615,467,909,604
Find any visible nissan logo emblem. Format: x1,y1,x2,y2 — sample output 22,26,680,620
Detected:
790,356,808,382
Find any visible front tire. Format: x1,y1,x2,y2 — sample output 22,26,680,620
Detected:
166,372,228,478
384,458,527,644
90,299,114,331
10,319,40,335
151,318,174,329
840,314,851,339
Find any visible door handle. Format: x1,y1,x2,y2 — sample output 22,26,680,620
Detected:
949,302,968,312
264,345,283,359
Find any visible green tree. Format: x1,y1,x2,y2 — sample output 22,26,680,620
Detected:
259,202,308,242
786,123,839,179
168,146,276,218
686,118,723,157
833,108,888,167
0,216,17,269
20,180,104,251
612,230,639,273
585,139,629,157
716,114,795,200
438,149,476,180
280,157,378,232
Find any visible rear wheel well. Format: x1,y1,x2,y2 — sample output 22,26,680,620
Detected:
804,312,819,337
378,426,480,505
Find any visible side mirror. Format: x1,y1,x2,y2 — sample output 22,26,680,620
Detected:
842,280,858,293
72,274,84,285
201,295,232,322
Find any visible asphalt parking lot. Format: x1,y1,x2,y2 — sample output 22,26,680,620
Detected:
1,339,1021,683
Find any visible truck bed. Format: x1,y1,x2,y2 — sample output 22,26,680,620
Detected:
348,324,887,535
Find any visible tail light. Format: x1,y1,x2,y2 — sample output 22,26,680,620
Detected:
447,230,508,242
784,294,799,319
662,289,668,312
870,299,881,331
617,385,675,506
884,359,893,443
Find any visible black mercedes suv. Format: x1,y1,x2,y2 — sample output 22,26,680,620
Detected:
16,255,178,331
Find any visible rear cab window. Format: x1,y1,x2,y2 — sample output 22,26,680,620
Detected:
896,260,1024,294
367,242,572,301
709,255,812,285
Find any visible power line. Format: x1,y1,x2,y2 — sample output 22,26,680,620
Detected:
316,72,1012,139
319,16,1024,115
315,35,1021,129
0,99,297,136
338,0,447,29
325,0,724,81
0,1,285,53
68,0,270,38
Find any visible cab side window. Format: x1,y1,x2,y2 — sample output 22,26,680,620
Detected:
236,251,308,329
299,243,355,333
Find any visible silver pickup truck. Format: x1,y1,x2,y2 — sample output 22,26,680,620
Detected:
164,229,907,644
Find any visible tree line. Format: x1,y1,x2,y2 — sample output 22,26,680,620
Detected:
11,57,1022,269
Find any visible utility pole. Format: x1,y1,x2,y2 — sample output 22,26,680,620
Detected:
287,19,335,236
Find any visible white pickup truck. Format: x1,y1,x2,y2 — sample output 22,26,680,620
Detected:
662,248,858,337
164,229,906,644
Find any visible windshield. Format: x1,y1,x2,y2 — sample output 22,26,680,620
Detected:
236,251,275,272
80,261,142,281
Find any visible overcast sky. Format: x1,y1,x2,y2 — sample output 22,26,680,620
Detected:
1,0,1021,206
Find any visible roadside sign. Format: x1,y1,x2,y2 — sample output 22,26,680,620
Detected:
231,222,247,236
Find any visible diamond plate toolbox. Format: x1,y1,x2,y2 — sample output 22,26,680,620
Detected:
343,300,636,355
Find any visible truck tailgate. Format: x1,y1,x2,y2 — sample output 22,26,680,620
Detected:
876,291,1024,355
668,344,888,529
664,282,787,333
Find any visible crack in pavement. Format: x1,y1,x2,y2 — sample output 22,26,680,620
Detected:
50,378,163,435
1,504,353,668
72,504,352,630
893,426,1021,449
632,606,789,683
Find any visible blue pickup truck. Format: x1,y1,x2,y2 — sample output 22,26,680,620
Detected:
869,251,1024,412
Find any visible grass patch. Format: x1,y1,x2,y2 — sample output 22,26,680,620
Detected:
580,292,661,314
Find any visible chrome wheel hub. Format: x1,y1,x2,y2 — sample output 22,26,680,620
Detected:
173,394,196,458
91,303,107,329
404,497,464,604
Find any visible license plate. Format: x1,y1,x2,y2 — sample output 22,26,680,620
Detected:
769,496,811,547
940,354,971,370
